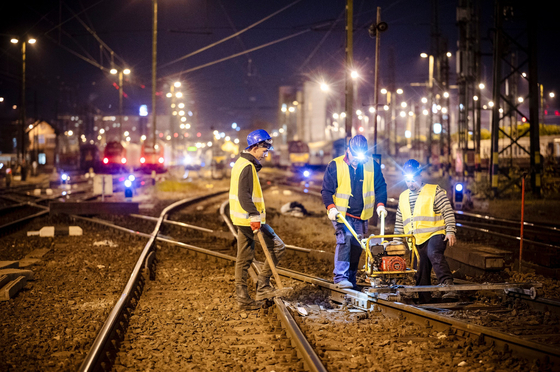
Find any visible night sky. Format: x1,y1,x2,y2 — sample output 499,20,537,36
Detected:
1,0,559,136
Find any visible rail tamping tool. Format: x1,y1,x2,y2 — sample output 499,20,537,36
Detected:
336,211,419,286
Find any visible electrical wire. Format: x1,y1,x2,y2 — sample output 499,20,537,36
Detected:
163,29,311,80
159,0,303,69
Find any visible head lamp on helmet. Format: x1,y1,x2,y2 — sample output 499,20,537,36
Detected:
402,159,422,180
348,135,368,161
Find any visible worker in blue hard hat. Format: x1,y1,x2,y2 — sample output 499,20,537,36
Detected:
394,159,457,302
229,129,286,310
321,134,387,289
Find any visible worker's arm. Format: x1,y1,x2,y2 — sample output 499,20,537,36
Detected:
434,185,457,246
373,161,387,207
392,205,404,242
321,161,338,210
238,166,259,217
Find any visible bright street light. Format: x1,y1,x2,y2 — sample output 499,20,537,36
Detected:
320,82,329,92
550,92,555,98
396,88,403,94
174,81,181,88
380,88,388,94
369,107,375,113
421,97,428,103
350,70,359,80
420,53,428,58
478,83,485,90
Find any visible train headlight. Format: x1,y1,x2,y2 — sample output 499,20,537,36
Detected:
455,183,463,192
124,179,132,188
61,174,68,181
303,170,310,178
128,175,135,182
121,157,127,164
140,157,146,164
158,157,164,164
103,158,109,164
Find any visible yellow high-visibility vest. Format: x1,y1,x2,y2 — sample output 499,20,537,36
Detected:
229,157,266,226
332,156,375,220
399,184,446,245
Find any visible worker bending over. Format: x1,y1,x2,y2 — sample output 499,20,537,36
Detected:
229,129,286,310
321,135,387,289
394,159,457,302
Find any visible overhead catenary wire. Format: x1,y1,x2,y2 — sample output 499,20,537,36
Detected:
163,29,311,79
159,0,303,69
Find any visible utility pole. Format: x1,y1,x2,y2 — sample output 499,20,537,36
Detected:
345,0,353,144
369,7,388,154
151,0,158,150
20,40,27,163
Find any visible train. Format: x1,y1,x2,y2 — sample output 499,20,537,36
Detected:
101,141,128,173
264,138,347,171
139,141,166,173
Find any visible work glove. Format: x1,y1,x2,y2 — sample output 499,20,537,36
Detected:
250,215,261,233
376,205,387,218
327,207,339,221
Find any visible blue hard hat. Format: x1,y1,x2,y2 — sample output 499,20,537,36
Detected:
246,129,274,150
348,135,368,156
402,159,422,176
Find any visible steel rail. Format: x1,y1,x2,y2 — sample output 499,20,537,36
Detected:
129,213,214,233
78,189,228,372
457,222,560,250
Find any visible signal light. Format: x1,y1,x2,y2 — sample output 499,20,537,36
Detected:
103,158,109,164
121,157,127,164
454,183,464,209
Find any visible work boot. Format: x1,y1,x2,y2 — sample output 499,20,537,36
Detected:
255,278,291,301
235,285,262,310
441,279,459,300
335,279,354,289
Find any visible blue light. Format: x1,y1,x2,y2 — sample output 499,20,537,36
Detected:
139,105,148,117
303,170,310,178
455,183,463,192
304,189,308,193
61,174,68,181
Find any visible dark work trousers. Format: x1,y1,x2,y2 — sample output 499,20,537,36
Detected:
332,217,368,287
413,234,453,302
235,224,285,289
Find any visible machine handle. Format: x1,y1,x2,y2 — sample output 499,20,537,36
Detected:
336,212,366,249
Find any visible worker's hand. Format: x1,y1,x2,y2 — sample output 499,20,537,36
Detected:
376,205,387,218
327,207,339,221
250,215,261,233
444,233,456,247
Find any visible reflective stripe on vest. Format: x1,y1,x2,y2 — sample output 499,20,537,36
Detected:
398,184,446,245
229,157,266,226
332,155,375,220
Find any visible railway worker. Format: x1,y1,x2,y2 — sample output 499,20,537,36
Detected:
394,159,457,302
229,129,286,310
321,134,388,289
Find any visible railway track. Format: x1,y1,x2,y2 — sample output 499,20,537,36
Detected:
73,187,559,371
2,175,558,371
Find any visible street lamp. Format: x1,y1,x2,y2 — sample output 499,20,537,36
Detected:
11,36,36,164
110,67,131,141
